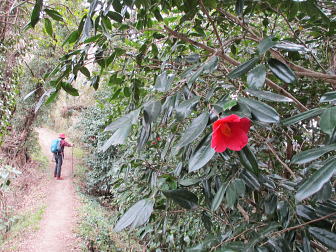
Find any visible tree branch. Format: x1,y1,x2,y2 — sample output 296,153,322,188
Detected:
216,8,336,86
164,25,308,112
265,142,296,178
272,212,336,236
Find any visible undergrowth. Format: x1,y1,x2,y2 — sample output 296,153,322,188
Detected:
75,162,142,251
0,205,45,250
30,149,49,172
0,135,48,248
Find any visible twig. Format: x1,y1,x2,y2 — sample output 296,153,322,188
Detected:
237,203,249,222
271,212,336,237
264,2,327,72
210,224,267,251
199,0,224,54
265,142,296,178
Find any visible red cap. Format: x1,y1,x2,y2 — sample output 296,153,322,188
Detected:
59,133,66,139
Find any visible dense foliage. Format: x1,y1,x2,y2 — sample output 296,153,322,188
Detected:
24,0,336,250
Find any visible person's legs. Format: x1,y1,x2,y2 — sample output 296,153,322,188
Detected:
54,154,58,177
55,154,63,178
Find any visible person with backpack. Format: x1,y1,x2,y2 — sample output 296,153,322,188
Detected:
51,133,74,180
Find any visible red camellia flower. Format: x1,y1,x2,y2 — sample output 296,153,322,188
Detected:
211,114,251,152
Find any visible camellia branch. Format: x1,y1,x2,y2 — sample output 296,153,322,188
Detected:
271,212,336,236
199,0,224,54
163,25,308,112
265,142,296,178
264,1,327,72
217,8,336,86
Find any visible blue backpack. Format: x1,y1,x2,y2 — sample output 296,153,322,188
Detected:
51,139,61,153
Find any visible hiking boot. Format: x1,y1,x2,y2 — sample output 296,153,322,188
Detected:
56,177,64,180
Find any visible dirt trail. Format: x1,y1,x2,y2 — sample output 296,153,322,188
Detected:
20,128,81,251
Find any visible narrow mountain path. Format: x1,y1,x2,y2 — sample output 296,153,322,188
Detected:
19,128,81,251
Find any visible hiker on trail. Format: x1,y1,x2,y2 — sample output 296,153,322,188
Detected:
53,133,74,180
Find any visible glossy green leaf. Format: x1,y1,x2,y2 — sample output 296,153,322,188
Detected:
83,34,103,44
239,97,280,123
247,64,266,89
154,71,169,92
186,235,223,252
224,179,245,209
245,223,280,249
228,57,259,79
187,66,204,87
201,212,212,233
61,82,79,96
114,199,154,232
80,16,92,41
45,9,64,22
303,235,313,252
313,182,332,202
320,91,336,103
123,87,131,97
30,0,43,28
34,88,56,113
320,107,336,136
179,178,202,186
177,112,209,148
163,189,198,209
238,146,259,174
246,89,293,103
268,58,296,84
63,30,80,46
226,182,237,209
257,37,277,55
274,42,306,52
264,193,277,215
144,100,161,124
107,11,123,23
101,124,132,151
102,15,112,30
204,0,217,9
79,66,91,78
185,54,200,63
23,89,38,101
175,96,200,121
112,0,122,12
240,169,261,191
295,157,336,202
45,89,58,105
235,0,245,16
291,144,336,164
91,76,100,90
308,227,336,249
282,108,325,126
137,123,151,153
188,135,215,173
104,109,140,132
44,18,53,37
203,56,218,73
153,8,163,21
235,179,245,196
220,100,236,112
211,184,227,211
